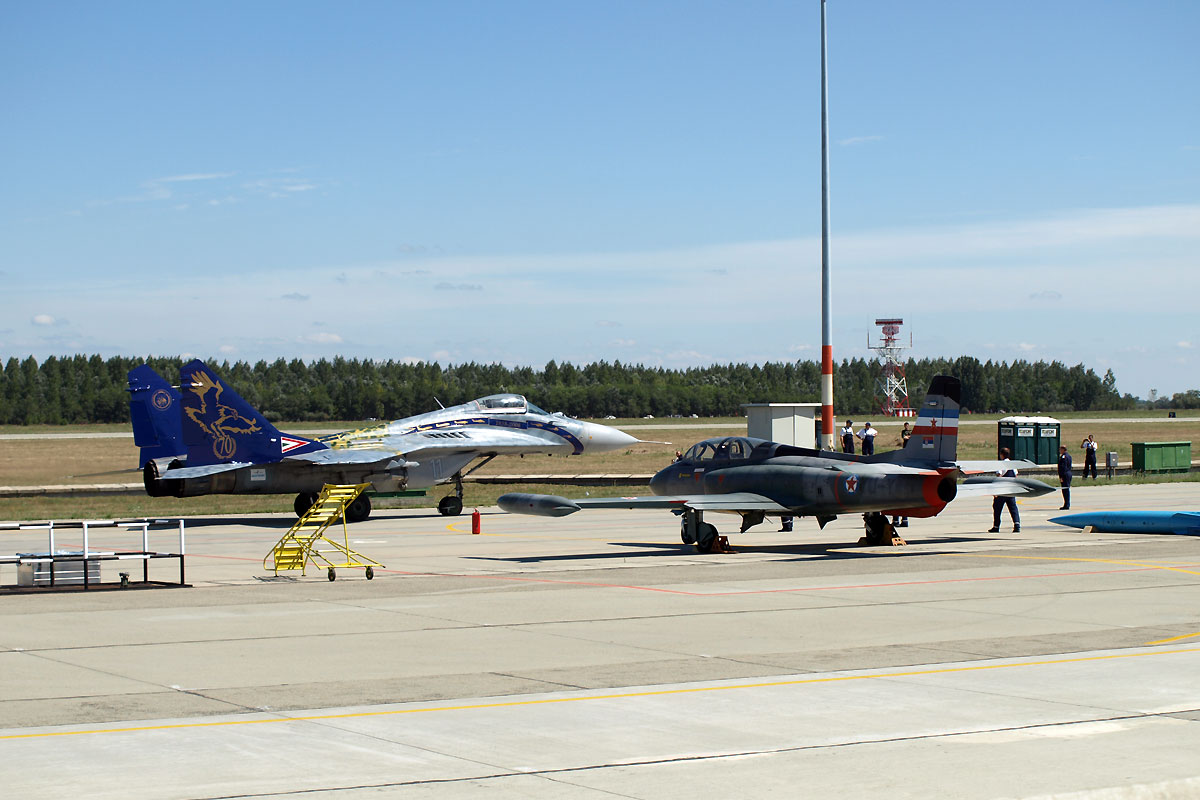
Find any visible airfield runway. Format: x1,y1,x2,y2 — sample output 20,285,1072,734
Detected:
3,482,1200,798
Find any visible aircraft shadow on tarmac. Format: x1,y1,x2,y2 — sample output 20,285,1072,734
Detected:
465,536,991,564
168,509,477,530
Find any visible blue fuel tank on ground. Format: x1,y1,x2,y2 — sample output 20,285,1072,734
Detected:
1049,511,1200,536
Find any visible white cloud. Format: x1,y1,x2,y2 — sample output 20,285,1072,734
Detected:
31,314,55,326
1178,341,1194,349
219,344,237,354
305,332,343,344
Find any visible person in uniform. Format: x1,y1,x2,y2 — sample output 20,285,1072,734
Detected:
1058,444,1073,509
988,447,1020,533
841,420,855,453
1081,434,1098,479
857,422,877,456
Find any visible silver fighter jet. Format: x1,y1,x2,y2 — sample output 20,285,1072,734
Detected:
129,360,638,521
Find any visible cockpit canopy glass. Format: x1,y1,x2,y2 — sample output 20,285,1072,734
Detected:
683,437,755,462
475,394,528,413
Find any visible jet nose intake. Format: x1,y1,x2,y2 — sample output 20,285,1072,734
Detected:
581,422,639,452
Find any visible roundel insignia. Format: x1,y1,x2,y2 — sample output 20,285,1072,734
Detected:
152,390,173,410
843,474,859,494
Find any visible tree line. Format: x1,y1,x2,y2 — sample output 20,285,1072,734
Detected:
0,354,1163,426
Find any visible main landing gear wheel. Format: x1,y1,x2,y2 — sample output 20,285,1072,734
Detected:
294,492,319,518
345,493,372,523
694,522,719,554
327,568,336,581
365,567,374,580
438,495,464,516
858,512,906,547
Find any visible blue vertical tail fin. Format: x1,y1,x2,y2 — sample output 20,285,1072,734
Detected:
127,364,184,468
179,359,325,466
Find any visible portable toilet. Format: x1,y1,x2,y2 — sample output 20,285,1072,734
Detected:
998,416,1060,465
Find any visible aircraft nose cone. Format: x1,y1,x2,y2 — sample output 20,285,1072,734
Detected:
580,422,639,452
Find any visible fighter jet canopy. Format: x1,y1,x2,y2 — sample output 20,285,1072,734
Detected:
683,437,771,462
473,394,549,416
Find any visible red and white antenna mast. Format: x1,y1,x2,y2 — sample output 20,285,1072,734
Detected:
871,318,912,416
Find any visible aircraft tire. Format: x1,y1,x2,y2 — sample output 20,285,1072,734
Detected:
694,522,719,553
345,494,372,523
438,496,464,516
294,492,319,518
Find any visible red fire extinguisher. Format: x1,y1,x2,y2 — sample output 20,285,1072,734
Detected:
471,508,481,535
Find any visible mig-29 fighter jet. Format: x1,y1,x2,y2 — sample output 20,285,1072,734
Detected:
128,359,639,522
500,376,1054,550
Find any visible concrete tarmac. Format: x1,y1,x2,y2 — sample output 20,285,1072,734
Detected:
2,480,1200,798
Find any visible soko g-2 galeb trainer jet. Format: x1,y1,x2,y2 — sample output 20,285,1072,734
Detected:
128,359,639,522
500,376,1054,550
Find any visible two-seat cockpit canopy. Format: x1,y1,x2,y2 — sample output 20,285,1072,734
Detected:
682,436,810,463
684,436,765,462
473,394,549,416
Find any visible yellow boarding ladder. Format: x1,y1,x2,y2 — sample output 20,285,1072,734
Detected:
265,483,384,581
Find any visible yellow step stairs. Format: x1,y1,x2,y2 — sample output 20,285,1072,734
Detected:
264,484,384,581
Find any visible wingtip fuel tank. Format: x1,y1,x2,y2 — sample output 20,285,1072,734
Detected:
498,493,582,517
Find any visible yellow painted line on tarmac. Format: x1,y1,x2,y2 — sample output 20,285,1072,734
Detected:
1145,632,1200,646
4,646,1199,742
947,552,1200,578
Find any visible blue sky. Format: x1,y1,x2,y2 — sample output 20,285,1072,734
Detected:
2,0,1197,399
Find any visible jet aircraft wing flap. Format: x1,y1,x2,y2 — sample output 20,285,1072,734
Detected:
161,462,254,479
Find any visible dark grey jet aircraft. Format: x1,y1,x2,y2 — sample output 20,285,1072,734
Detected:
499,376,1053,550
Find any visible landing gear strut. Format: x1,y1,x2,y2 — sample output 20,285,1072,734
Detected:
858,512,906,547
438,455,499,516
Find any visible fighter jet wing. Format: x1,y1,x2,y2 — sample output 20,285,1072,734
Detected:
499,492,791,517
955,459,1038,474
956,476,1054,498
286,448,412,467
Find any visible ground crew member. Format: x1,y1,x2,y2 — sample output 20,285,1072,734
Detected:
988,447,1021,533
1058,444,1073,509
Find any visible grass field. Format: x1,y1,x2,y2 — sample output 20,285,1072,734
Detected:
1,412,1197,522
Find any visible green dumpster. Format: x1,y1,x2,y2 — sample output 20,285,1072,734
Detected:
998,416,1060,465
1131,441,1191,473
